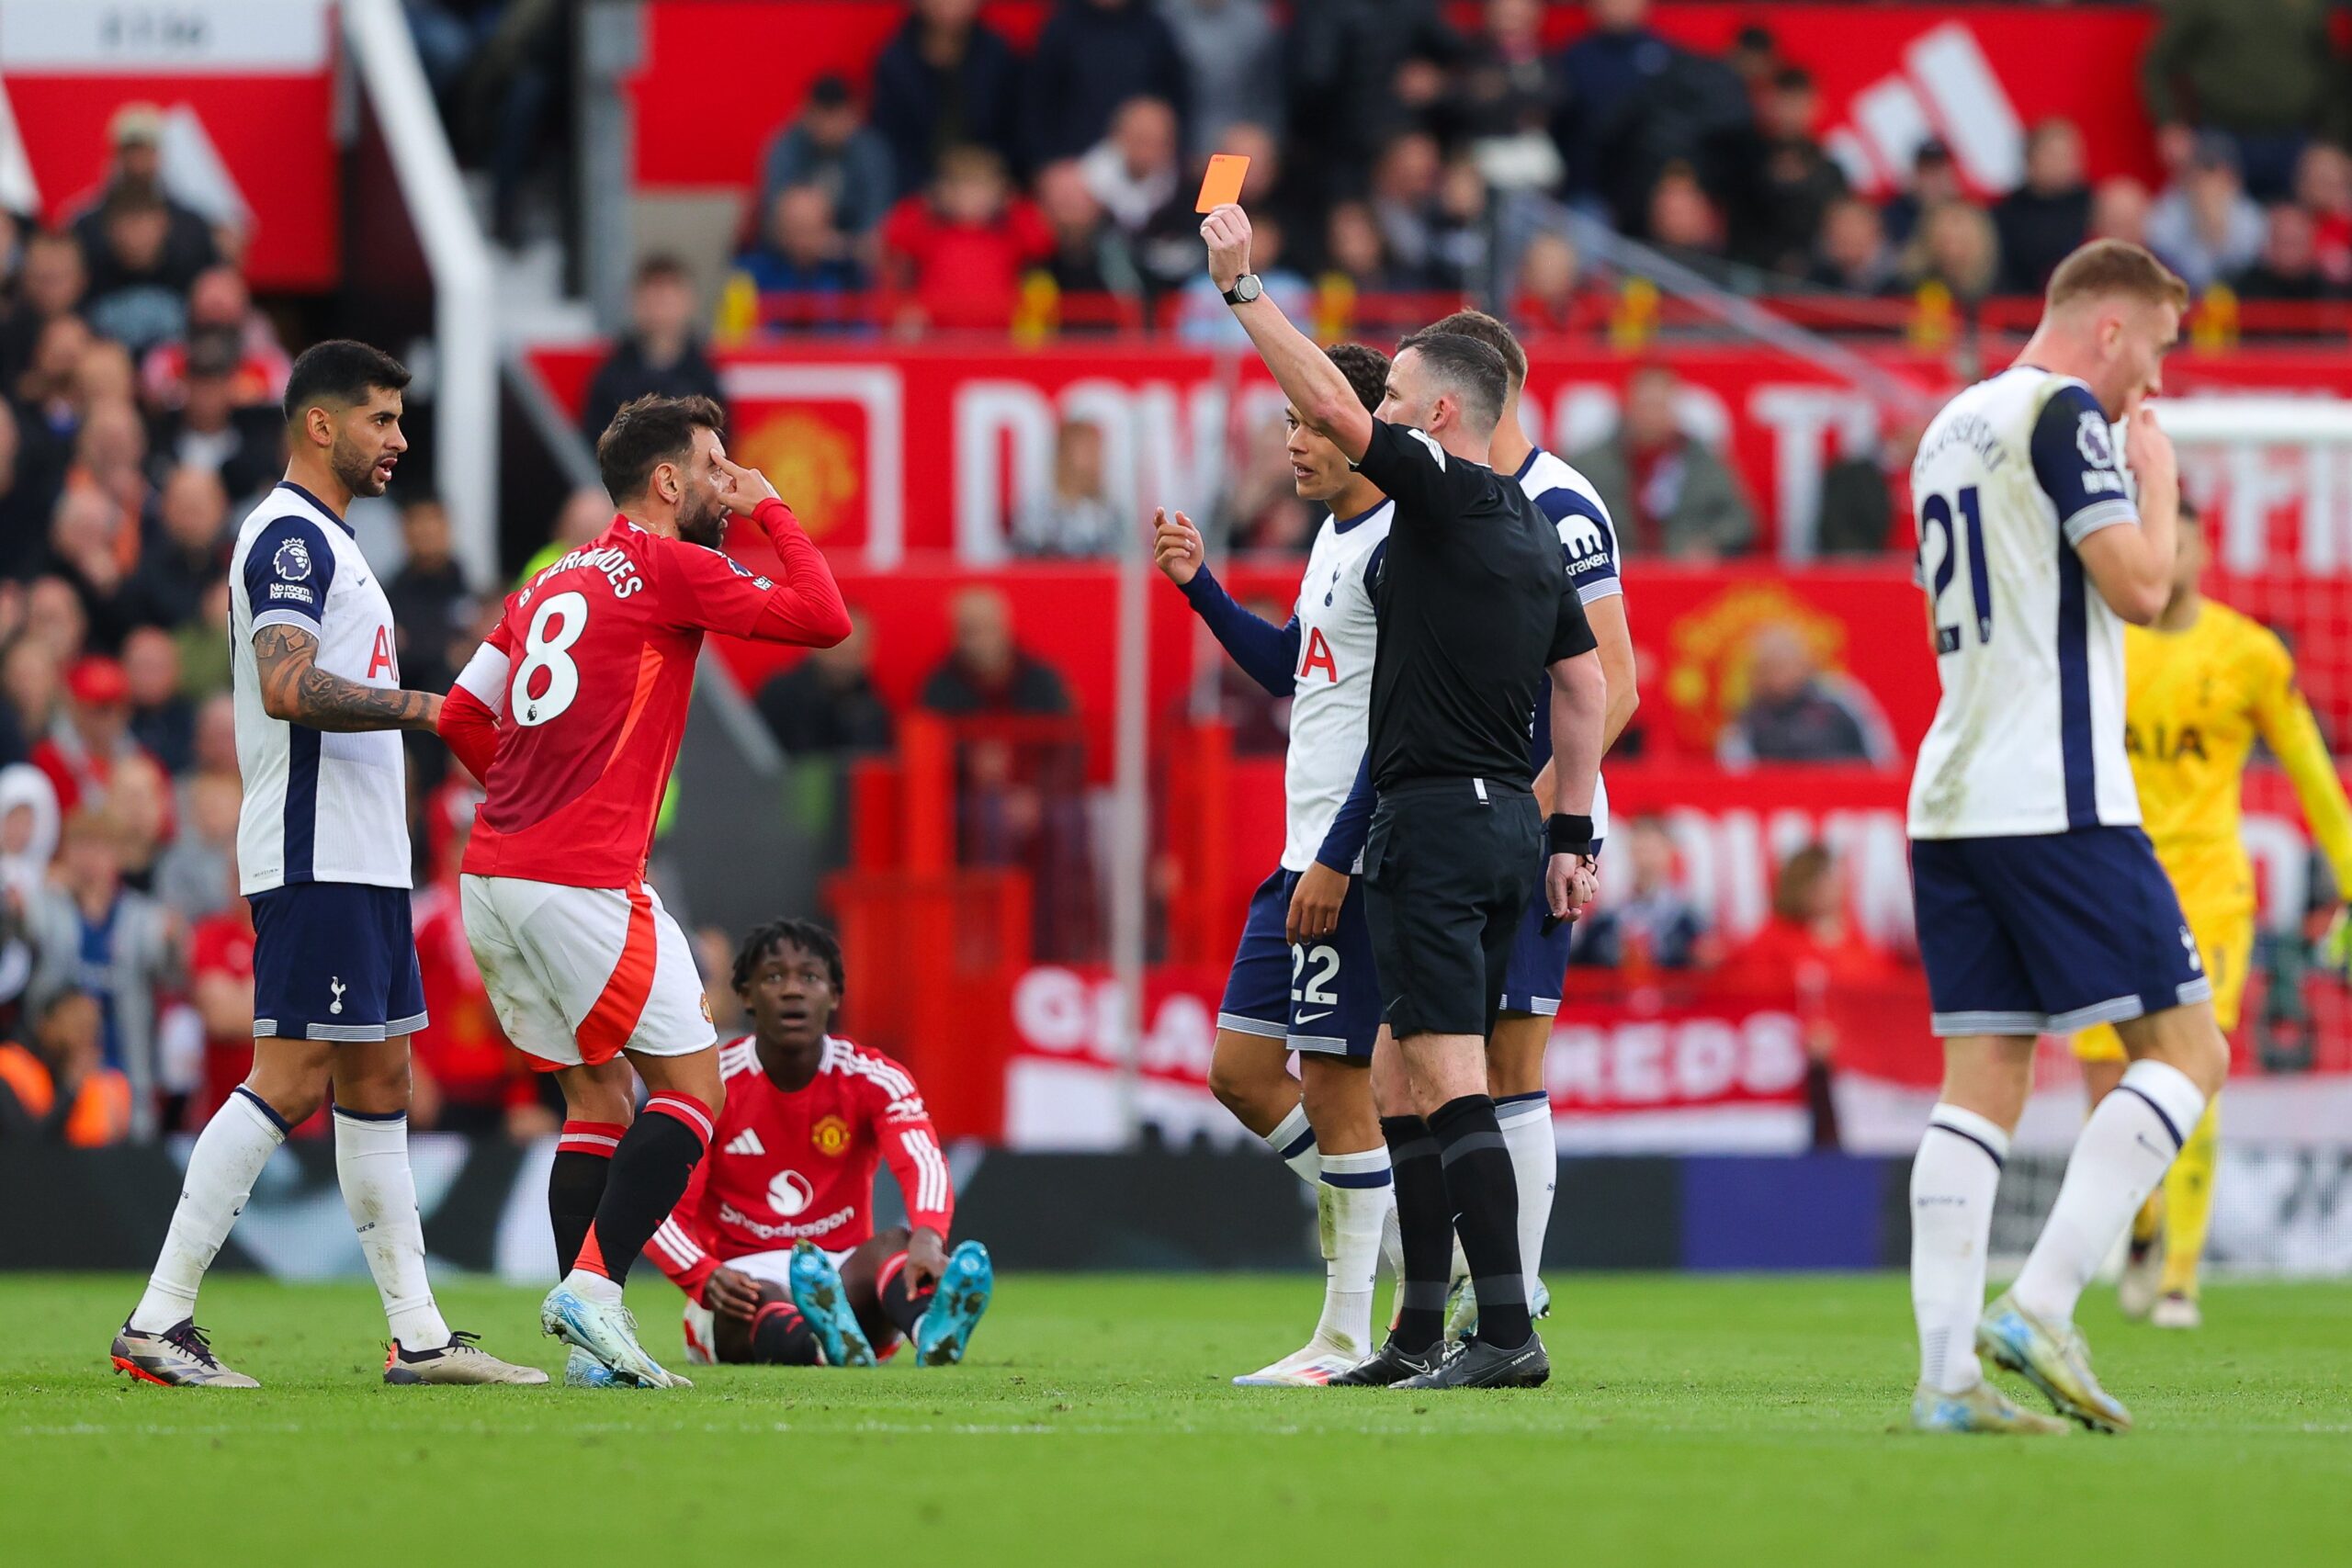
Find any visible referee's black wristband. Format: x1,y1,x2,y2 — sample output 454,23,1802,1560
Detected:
1547,813,1593,858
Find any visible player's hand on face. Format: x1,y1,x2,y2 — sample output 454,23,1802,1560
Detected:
702,1266,764,1322
1199,203,1253,291
1286,860,1349,944
2123,401,2177,508
906,1228,949,1298
1151,507,1204,585
713,454,781,516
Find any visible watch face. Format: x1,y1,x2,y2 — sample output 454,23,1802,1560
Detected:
1233,275,1262,302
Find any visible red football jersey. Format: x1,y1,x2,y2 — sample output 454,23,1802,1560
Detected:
648,1034,954,1300
449,500,848,888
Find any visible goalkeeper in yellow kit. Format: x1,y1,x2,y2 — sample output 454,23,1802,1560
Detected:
2072,499,2352,1326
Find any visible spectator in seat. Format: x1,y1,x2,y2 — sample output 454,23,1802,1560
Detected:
140,265,291,411
182,694,239,799
1160,0,1283,155
578,255,728,444
1035,160,1143,305
1365,130,1449,288
1807,196,1899,296
107,749,170,892
2149,133,2266,293
1080,97,1182,237
1023,0,1190,168
1287,0,1462,210
386,494,477,700
0,987,132,1145
1719,625,1891,766
922,586,1074,717
1011,418,1123,558
1996,118,2093,296
46,489,138,653
878,146,1053,333
68,105,219,281
733,186,865,320
1319,200,1406,294
2234,203,2341,299
1644,162,1735,288
2142,0,2346,202
2090,175,2155,250
174,580,232,700
1511,229,1598,333
756,608,895,757
28,807,179,1139
0,757,61,928
2293,141,2352,287
1814,415,1923,558
183,853,255,1131
120,627,193,776
82,189,198,358
0,231,85,398
1568,817,1709,971
1882,138,1962,248
761,73,898,245
65,394,149,534
1728,64,1847,279
128,465,230,632
155,770,239,926
1902,199,2002,304
147,328,282,501
25,575,88,668
31,653,150,817
1573,364,1756,560
1454,0,1566,161
867,0,1024,199
1,639,60,769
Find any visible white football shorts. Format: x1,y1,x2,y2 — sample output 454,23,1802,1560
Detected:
460,874,716,1068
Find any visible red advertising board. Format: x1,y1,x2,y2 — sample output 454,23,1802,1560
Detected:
627,4,2167,201
0,0,341,290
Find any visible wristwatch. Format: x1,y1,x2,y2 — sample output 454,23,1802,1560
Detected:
1222,274,1263,306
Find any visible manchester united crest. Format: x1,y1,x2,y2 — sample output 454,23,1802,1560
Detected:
811,1113,851,1157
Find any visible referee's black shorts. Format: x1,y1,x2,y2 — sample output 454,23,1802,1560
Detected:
1363,776,1543,1041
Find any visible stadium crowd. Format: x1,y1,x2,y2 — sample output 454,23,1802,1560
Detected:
718,0,2352,344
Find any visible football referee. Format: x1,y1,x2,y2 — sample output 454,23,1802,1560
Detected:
1202,204,1608,1389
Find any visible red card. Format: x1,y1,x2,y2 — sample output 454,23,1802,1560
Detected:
1195,153,1250,214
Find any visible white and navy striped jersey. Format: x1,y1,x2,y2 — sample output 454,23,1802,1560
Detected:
1907,367,2142,839
1282,500,1393,873
1517,446,1620,840
229,481,413,892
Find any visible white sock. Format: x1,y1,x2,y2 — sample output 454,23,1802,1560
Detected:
1265,1103,1320,1188
1312,1148,1391,1356
130,1088,286,1332
563,1268,625,1307
1910,1103,2007,1394
2012,1059,2204,1326
1495,1091,1555,1299
334,1107,451,1349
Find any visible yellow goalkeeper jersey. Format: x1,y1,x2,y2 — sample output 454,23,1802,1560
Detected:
2120,599,2352,920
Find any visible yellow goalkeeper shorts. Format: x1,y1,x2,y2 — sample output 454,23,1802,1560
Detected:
2073,905,2254,1061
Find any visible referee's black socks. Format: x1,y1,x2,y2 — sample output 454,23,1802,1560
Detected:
1429,1094,1531,1348
1381,1114,1454,1353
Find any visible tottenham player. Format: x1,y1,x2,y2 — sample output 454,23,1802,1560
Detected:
114,342,542,1387
1905,241,2226,1434
438,394,851,1388
1414,310,1637,1336
1153,342,1398,1386
647,919,993,1372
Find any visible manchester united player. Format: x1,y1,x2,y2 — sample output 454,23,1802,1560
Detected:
646,919,994,1371
437,394,851,1388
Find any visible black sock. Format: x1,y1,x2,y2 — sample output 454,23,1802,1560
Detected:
750,1300,820,1365
1383,1114,1453,1353
1428,1094,1529,1348
878,1252,934,1339
578,1094,710,1286
549,1120,622,1277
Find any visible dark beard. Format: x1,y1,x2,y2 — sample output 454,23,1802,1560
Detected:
676,495,727,548
331,435,387,498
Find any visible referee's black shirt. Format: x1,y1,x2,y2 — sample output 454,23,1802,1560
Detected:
1354,419,1598,792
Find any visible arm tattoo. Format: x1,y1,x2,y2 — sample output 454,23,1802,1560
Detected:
252,625,438,733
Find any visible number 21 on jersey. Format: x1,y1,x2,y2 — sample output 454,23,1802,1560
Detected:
514,590,588,727
1919,486,1992,655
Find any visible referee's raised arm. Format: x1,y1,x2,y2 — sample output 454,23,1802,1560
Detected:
1200,204,1374,462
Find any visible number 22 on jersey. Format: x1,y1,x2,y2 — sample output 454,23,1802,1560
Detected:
1920,485,1992,655
514,590,589,727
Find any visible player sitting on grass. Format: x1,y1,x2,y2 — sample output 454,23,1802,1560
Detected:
644,919,993,1371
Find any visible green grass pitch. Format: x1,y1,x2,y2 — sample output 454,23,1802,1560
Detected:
5,1272,2350,1566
